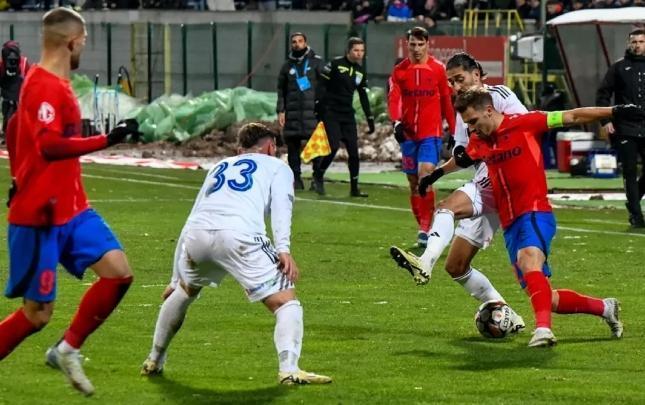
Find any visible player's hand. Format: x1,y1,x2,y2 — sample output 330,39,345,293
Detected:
602,122,615,136
107,118,140,146
278,112,286,128
367,117,375,134
418,167,445,197
612,104,645,122
393,121,406,143
278,252,300,283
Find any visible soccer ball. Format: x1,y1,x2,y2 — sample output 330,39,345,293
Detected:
474,301,516,339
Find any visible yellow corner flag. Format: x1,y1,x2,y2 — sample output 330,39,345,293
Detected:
300,122,331,163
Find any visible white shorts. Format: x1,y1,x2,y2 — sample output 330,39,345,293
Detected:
174,228,294,302
454,180,500,249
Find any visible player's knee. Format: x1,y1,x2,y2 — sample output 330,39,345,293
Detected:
23,305,53,329
273,299,302,315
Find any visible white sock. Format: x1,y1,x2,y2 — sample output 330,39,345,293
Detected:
149,286,196,362
274,300,303,373
58,339,79,354
420,209,455,269
453,267,505,303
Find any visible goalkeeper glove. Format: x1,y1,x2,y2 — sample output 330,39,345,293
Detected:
418,168,444,197
107,118,140,146
367,117,375,134
393,121,406,143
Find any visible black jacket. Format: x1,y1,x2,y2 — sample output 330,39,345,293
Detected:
276,47,323,140
318,56,372,122
596,50,645,138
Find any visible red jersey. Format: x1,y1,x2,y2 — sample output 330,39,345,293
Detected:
466,111,552,229
8,65,108,226
387,57,455,141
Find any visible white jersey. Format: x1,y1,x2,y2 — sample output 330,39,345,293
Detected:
454,85,527,184
184,153,295,254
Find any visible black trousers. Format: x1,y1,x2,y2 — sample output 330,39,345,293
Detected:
315,118,359,181
2,100,16,133
285,137,306,178
616,135,645,218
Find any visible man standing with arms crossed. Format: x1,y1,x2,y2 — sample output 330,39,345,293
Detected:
388,27,455,247
276,32,323,190
420,88,635,346
0,8,140,396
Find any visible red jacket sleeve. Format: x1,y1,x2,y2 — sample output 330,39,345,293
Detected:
466,137,483,161
39,132,108,160
436,63,456,134
387,68,402,122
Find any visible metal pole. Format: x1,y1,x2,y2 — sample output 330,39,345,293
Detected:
361,24,367,75
247,21,253,89
9,24,14,41
182,24,188,96
107,23,112,86
284,22,291,60
540,0,547,95
147,22,152,103
211,22,218,90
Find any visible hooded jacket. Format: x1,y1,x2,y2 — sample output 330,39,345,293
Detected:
276,47,323,140
596,49,645,138
0,41,30,103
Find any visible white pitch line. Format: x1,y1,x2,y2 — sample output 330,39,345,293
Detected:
582,218,627,226
88,167,185,180
79,173,644,238
90,198,194,203
83,174,199,190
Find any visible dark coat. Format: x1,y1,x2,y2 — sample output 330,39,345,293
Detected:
276,47,323,140
596,50,645,138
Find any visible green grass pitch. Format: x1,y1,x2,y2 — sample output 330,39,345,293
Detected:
0,162,643,404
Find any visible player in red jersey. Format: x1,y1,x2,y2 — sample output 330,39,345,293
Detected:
420,88,645,346
388,26,455,247
0,8,139,395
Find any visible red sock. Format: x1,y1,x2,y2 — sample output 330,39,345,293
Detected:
63,276,132,349
524,271,552,329
0,308,40,360
420,190,435,233
554,289,604,316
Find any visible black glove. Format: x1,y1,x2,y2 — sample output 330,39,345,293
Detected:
367,117,375,134
612,104,645,122
393,121,406,143
107,118,140,146
418,168,444,197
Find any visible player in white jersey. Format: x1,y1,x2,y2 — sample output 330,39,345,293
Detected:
141,123,331,385
390,54,526,325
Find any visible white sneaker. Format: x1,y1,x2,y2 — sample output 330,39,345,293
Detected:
46,345,95,396
528,327,557,348
278,369,332,385
603,298,623,338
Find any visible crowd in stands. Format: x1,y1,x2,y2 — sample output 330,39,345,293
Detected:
0,0,642,18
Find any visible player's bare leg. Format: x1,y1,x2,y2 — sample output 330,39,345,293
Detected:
142,281,200,376
264,290,331,385
47,250,133,395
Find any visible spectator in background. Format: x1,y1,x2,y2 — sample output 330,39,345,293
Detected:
596,29,645,228
526,0,541,19
0,41,29,138
546,0,564,19
571,0,588,11
386,0,413,21
420,14,446,35
276,32,324,190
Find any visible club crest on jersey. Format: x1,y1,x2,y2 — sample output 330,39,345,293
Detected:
354,71,363,86
38,102,55,124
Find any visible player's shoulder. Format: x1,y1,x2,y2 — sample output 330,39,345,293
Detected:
486,84,513,99
393,58,411,71
427,56,446,70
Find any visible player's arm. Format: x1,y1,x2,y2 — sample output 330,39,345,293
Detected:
437,65,456,134
387,70,402,122
555,105,645,128
315,60,332,120
418,146,476,197
276,62,288,113
270,165,299,282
